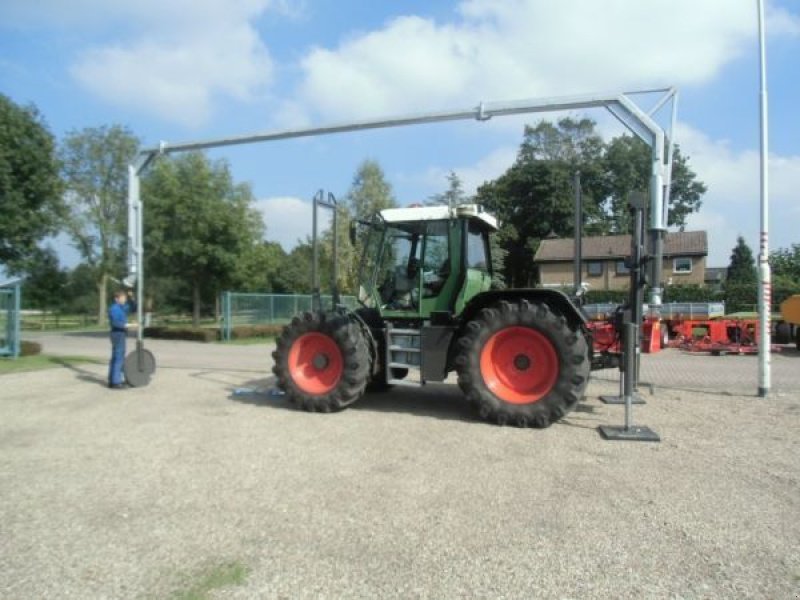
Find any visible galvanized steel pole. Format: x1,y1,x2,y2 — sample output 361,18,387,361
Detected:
757,0,771,397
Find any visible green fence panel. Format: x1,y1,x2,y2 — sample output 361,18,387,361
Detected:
220,293,358,340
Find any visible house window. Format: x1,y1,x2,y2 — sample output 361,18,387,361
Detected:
673,257,692,274
586,261,603,277
615,260,630,275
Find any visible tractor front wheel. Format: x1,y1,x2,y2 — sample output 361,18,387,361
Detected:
456,300,590,427
272,312,370,412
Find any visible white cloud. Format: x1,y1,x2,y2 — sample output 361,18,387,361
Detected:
296,0,796,122
678,123,800,265
256,196,312,251
417,146,518,198
2,0,296,127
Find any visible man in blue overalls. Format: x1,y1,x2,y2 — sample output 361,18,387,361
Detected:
108,289,136,389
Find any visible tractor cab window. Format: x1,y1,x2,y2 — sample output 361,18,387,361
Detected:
422,220,450,298
377,226,421,310
466,221,490,271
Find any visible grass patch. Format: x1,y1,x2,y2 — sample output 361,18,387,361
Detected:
0,355,103,375
172,562,250,600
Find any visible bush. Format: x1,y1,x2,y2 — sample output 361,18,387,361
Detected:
229,324,283,340
145,326,217,343
20,340,42,356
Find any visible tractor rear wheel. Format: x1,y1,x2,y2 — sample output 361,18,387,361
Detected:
272,311,370,412
456,300,590,428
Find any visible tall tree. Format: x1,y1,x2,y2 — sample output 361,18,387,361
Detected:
604,136,706,232
727,236,757,283
770,243,800,284
60,125,140,324
346,159,396,220
428,171,469,207
142,152,264,326
0,94,63,269
20,247,68,314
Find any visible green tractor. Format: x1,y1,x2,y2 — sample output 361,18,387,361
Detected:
272,203,591,427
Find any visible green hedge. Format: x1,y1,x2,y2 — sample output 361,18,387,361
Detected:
20,340,42,356
228,324,283,340
145,324,284,343
145,326,218,343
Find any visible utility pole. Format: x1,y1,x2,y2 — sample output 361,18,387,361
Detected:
757,0,771,397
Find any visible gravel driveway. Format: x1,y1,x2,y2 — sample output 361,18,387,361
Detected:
1,333,798,598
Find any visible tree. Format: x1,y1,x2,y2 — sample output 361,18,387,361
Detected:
0,94,63,269
20,247,68,314
60,125,140,324
428,171,468,207
727,236,757,284
604,136,706,232
475,118,706,287
233,241,289,293
770,243,800,284
142,152,264,326
346,159,396,220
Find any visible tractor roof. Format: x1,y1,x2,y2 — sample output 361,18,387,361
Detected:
379,204,498,231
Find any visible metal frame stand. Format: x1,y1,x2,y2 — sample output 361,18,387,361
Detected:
311,190,339,312
125,89,679,388
598,192,659,442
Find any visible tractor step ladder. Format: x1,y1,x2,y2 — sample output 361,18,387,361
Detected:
385,325,423,386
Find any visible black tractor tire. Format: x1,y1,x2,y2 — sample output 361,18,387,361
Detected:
456,299,590,428
272,311,370,412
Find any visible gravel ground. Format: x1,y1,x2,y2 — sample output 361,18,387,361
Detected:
0,333,798,599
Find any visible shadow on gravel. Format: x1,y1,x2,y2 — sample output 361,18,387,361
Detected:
50,357,107,387
62,331,109,339
228,376,477,424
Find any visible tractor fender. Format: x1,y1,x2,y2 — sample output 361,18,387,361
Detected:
446,289,590,372
458,289,588,331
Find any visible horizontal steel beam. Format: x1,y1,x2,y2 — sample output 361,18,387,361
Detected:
138,91,663,158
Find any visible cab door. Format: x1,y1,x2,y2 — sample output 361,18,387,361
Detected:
455,220,492,314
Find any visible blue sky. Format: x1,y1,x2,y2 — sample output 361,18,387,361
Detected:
1,0,799,268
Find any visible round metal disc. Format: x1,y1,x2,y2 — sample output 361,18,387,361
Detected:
124,348,156,387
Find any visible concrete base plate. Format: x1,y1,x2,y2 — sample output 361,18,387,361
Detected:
598,425,660,442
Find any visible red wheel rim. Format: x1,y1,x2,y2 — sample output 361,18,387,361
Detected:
479,326,558,404
287,333,344,394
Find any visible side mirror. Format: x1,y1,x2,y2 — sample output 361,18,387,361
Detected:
349,221,357,245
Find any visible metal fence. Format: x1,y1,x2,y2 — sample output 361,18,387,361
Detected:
220,292,358,341
0,280,22,358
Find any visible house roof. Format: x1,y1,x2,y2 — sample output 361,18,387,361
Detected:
533,231,707,262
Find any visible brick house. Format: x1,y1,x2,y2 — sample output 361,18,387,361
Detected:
533,231,708,291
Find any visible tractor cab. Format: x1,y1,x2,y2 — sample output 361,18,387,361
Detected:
356,204,498,320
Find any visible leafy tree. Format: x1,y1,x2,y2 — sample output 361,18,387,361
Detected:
770,243,800,284
604,136,706,232
142,152,264,326
727,236,757,284
20,247,68,313
0,94,63,269
60,125,140,324
233,241,289,293
346,159,396,220
428,171,469,207
475,118,706,287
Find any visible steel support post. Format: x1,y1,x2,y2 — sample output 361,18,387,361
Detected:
573,171,583,298
757,0,771,397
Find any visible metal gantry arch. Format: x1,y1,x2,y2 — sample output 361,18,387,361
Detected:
126,87,679,374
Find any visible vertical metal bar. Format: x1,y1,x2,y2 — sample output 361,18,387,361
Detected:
629,197,644,391
623,321,636,430
134,171,144,345
573,171,583,297
13,284,21,358
329,193,340,307
311,190,320,311
757,0,771,397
